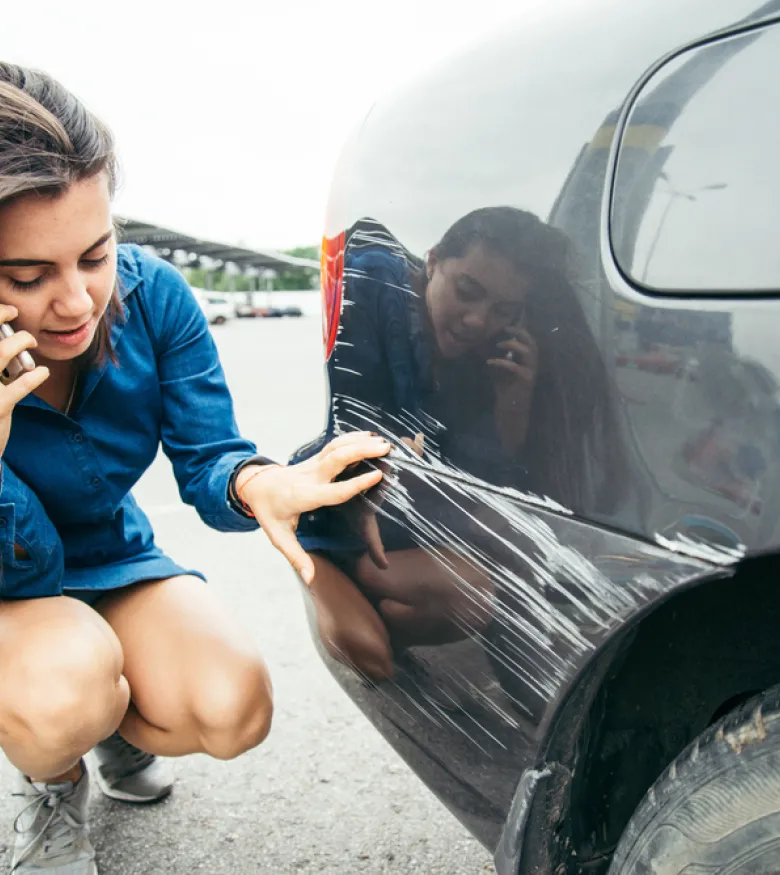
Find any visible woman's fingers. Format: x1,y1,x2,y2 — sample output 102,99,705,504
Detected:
0,366,49,411
263,522,316,586
502,325,534,343
319,431,382,457
495,337,531,357
319,437,390,481
400,434,424,457
0,304,19,324
319,468,383,506
486,358,526,376
361,511,389,570
0,329,37,374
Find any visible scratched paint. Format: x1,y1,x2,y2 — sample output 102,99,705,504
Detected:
323,388,711,731
321,221,717,736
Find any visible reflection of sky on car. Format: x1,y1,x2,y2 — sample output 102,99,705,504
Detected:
325,0,766,255
732,310,780,378
630,26,780,290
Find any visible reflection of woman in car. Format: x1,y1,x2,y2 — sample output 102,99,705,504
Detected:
298,207,625,679
325,210,540,486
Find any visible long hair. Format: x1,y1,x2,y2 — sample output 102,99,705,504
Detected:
432,206,628,514
0,63,122,366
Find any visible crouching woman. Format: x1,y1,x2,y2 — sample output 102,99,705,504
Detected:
0,63,388,875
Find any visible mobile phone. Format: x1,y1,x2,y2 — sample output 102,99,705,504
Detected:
492,316,526,360
0,322,36,381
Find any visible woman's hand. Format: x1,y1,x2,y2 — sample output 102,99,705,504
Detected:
236,431,391,585
486,326,538,453
0,305,49,458
344,432,424,571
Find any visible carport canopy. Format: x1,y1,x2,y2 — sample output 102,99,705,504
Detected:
116,216,320,274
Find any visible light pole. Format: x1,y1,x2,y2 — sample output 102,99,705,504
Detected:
641,172,727,283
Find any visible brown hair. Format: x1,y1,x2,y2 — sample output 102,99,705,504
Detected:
0,63,122,366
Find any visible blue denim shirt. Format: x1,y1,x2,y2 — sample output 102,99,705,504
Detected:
0,244,258,600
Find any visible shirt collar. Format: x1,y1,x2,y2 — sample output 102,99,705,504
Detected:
116,244,144,300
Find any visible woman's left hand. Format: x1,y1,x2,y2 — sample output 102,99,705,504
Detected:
486,326,539,453
236,432,391,585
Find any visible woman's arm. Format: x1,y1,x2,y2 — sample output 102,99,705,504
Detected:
138,254,260,533
137,250,391,582
0,307,62,598
332,248,420,434
0,463,65,599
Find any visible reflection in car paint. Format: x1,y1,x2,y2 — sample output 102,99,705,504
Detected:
294,0,780,869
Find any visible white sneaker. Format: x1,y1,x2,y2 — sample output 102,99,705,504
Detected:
91,733,173,804
11,762,97,874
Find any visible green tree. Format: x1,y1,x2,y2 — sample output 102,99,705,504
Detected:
271,244,319,291
181,245,320,293
284,245,319,260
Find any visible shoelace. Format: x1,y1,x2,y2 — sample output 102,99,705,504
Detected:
12,787,85,871
99,733,155,779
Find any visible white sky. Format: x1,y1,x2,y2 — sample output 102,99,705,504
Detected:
1,0,525,251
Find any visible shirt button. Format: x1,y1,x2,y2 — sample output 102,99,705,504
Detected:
90,477,101,488
72,432,84,443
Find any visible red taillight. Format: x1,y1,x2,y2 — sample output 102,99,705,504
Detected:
321,231,345,361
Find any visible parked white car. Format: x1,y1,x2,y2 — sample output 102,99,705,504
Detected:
192,289,233,325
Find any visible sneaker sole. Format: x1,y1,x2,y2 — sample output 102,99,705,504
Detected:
93,771,173,804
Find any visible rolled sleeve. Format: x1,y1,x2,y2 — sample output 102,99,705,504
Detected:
0,463,64,599
142,256,260,533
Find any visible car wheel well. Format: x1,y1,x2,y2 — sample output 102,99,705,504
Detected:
518,553,780,875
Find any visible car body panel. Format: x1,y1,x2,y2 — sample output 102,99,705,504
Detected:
297,0,780,870
305,482,711,850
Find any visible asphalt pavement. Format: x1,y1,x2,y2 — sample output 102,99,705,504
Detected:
0,315,493,874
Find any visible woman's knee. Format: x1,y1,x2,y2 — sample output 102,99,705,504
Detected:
310,554,394,680
190,654,273,760
0,597,128,760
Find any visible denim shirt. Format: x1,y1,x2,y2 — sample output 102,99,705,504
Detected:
0,244,258,600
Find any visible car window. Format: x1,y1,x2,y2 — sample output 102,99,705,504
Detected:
610,20,780,293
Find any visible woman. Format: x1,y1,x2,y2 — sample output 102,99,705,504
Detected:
296,208,626,678
0,64,389,874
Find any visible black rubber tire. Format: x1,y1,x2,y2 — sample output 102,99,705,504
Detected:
608,684,780,874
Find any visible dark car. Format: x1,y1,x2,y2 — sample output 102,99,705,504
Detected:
235,303,262,318
236,304,302,318
293,2,780,873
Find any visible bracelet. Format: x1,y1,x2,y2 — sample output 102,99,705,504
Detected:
235,464,282,518
228,454,279,518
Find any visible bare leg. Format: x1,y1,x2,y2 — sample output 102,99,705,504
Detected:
94,576,272,760
355,548,495,650
308,554,394,681
0,596,129,780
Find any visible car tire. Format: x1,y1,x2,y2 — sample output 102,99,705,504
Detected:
213,316,227,325
608,684,780,874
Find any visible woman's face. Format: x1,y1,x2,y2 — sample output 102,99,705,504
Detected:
0,174,117,366
425,242,529,359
